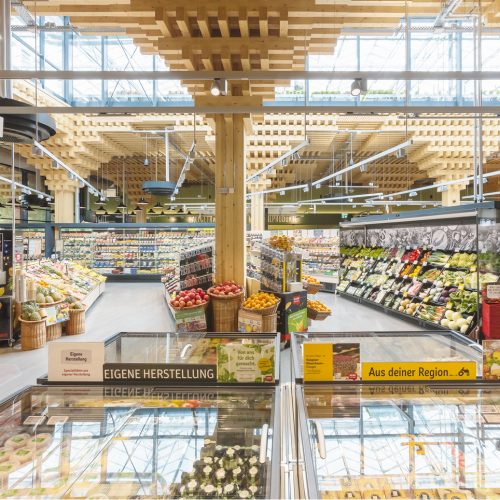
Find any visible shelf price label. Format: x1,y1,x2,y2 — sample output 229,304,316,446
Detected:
362,361,476,381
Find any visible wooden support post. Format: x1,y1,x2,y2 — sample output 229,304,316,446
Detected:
53,189,76,223
250,193,265,232
214,114,246,285
442,184,465,206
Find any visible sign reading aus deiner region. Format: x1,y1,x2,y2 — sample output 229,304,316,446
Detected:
362,361,476,381
103,363,217,384
48,342,105,382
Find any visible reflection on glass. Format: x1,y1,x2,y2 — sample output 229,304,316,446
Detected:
0,387,274,498
304,385,500,499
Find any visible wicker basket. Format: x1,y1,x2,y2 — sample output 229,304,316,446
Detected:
170,301,209,313
67,308,86,335
38,300,64,309
46,322,62,341
19,317,46,350
307,307,331,321
303,282,323,295
242,298,281,316
208,291,244,332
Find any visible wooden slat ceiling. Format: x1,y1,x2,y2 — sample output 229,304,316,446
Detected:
10,0,500,202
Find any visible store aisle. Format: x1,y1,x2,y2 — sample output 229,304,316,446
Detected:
0,283,173,400
308,292,425,333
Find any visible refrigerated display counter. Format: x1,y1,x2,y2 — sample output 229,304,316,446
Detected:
291,332,500,499
0,384,279,498
4,332,282,498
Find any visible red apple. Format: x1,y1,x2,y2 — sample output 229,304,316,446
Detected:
186,301,193,307
195,299,201,305
172,300,180,307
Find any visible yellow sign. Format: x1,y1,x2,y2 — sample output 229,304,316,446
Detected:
362,362,476,381
303,343,333,382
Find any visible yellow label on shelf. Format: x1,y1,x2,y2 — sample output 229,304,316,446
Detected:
303,343,333,382
362,361,476,381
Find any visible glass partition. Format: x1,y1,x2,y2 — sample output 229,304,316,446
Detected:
297,383,500,499
291,331,483,381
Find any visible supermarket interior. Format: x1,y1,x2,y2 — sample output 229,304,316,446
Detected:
1,0,500,498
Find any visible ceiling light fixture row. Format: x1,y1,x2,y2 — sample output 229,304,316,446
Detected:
373,169,500,202
246,139,309,182
170,142,196,202
311,140,413,187
0,175,52,201
33,140,106,199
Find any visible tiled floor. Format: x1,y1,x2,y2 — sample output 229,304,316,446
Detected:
0,285,424,400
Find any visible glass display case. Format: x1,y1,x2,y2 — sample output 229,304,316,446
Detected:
297,383,500,499
0,384,279,498
1,332,281,498
291,331,500,500
57,224,214,279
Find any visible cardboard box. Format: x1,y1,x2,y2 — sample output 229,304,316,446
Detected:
238,309,277,333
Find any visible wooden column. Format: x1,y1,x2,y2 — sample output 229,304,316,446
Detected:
442,184,465,206
53,189,76,223
214,114,246,284
250,193,265,232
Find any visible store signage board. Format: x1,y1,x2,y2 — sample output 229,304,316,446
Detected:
103,363,217,384
362,361,476,381
48,342,105,382
483,340,500,381
217,342,275,384
486,284,500,301
303,343,360,382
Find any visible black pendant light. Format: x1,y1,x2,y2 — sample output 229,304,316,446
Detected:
0,201,5,209
96,205,106,215
134,205,142,212
177,207,184,214
104,211,110,216
130,210,136,216
114,209,122,215
147,208,156,215
116,201,127,210
154,201,163,210
138,197,148,206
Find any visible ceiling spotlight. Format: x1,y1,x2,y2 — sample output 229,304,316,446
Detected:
51,160,59,169
280,190,285,196
303,185,309,193
100,196,106,202
348,198,353,202
353,204,357,208
144,158,150,166
137,197,148,206
389,196,394,201
37,194,44,199
335,181,341,187
350,78,367,97
210,78,227,96
437,185,448,193
281,158,289,167
396,148,406,159
321,200,326,205
369,182,374,187
409,191,417,197
315,184,321,189
359,165,368,173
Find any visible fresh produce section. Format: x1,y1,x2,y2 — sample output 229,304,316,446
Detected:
339,245,499,336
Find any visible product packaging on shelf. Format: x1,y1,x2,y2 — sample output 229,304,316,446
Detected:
274,290,308,339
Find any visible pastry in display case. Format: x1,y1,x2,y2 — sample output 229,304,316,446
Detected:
0,384,279,499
